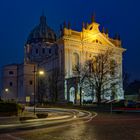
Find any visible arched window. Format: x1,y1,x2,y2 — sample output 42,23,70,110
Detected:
72,53,79,70
42,48,45,54
69,87,75,103
36,48,38,54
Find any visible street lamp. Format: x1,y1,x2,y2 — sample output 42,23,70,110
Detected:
33,66,36,115
39,70,44,75
5,88,9,92
4,88,9,100
38,70,45,105
33,66,45,115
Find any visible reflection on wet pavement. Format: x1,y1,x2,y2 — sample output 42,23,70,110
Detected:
1,113,140,140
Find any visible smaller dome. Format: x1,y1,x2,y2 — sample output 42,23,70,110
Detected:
27,15,56,44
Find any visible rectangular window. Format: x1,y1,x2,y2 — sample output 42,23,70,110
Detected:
9,82,13,87
36,49,38,54
29,80,33,85
9,71,14,75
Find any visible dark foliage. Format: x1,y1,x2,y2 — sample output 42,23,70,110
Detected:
36,113,48,118
0,102,22,116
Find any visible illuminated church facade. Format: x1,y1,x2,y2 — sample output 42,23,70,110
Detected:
1,15,125,103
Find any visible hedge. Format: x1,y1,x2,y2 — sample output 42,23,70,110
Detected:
0,102,22,116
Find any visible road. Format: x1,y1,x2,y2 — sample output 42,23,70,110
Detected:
0,108,140,140
0,107,95,137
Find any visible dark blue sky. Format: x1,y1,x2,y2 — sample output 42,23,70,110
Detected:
0,0,140,80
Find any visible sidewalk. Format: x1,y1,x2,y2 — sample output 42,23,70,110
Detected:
0,111,36,125
0,109,66,125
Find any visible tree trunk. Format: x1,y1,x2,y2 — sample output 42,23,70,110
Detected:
80,86,82,106
96,89,101,105
74,90,77,104
97,95,101,105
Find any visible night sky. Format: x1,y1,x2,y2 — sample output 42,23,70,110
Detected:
0,0,140,80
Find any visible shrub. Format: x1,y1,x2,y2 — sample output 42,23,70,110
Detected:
67,101,73,105
20,117,36,121
112,100,125,107
36,113,48,118
0,102,22,116
83,100,93,104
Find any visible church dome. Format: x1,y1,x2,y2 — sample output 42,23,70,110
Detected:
27,15,56,44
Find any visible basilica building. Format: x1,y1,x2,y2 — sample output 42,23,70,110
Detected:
1,14,125,104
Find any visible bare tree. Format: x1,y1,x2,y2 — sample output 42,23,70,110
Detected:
73,64,89,105
84,49,120,104
38,77,47,104
48,68,62,103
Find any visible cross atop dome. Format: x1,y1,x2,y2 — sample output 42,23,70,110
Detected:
40,10,47,25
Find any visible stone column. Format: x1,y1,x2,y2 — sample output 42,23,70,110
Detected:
65,49,69,77
69,50,72,76
64,80,67,100
67,80,70,102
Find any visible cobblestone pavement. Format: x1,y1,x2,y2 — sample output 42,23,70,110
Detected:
0,112,140,140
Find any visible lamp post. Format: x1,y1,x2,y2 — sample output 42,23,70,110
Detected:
33,66,36,115
33,65,45,115
4,88,9,100
38,70,45,105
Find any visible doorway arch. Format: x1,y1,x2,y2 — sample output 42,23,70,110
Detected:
69,87,75,103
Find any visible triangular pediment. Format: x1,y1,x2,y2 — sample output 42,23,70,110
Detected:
83,31,115,47
82,22,115,47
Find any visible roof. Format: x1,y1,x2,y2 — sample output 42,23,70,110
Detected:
27,15,56,44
